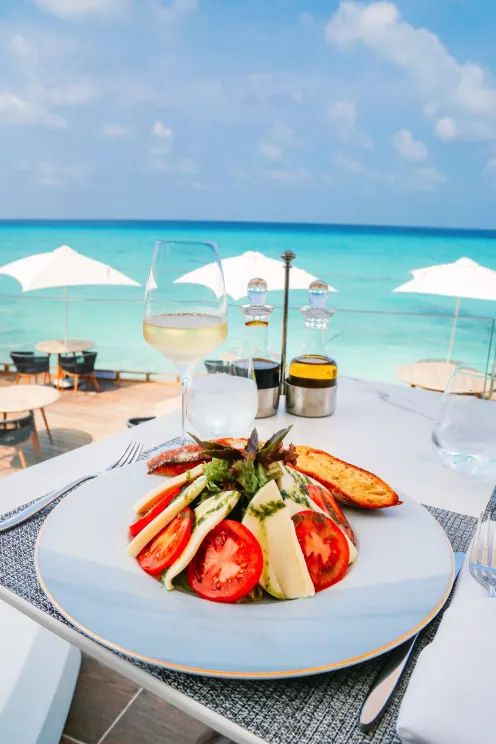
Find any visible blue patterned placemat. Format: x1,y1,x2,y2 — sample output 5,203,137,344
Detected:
0,451,481,744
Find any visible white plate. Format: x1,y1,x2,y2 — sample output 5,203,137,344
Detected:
36,461,454,679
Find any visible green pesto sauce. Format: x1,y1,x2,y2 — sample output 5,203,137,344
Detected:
195,492,232,527
246,499,285,521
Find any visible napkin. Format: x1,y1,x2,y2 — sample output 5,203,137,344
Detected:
397,556,496,744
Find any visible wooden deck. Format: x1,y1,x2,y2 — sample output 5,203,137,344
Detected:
0,375,181,478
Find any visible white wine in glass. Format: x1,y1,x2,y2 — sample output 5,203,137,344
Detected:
143,241,227,438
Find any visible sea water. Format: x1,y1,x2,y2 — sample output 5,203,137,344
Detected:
0,220,495,384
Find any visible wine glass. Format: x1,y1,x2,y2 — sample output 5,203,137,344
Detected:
143,240,227,439
187,347,258,438
432,366,496,479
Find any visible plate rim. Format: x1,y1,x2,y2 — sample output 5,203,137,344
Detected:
34,480,455,679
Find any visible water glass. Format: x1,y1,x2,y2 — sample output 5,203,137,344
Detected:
187,357,258,439
432,367,496,479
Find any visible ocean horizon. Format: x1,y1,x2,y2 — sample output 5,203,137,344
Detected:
1,219,495,384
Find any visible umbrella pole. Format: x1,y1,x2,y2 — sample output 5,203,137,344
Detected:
280,250,295,395
447,297,461,363
64,286,68,345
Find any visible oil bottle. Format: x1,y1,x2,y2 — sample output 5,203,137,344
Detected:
286,279,337,417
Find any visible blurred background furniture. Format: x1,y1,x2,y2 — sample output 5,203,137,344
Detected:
0,412,36,468
10,352,50,385
397,360,484,394
127,416,156,427
58,351,100,392
0,599,80,744
0,385,60,451
36,339,94,355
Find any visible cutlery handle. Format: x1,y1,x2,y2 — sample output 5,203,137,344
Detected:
0,475,95,533
359,637,417,731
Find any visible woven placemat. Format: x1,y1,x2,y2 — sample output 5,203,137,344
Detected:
0,456,479,744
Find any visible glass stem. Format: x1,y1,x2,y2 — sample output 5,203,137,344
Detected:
180,374,190,439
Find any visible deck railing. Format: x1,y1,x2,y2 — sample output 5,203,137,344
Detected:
1,293,495,385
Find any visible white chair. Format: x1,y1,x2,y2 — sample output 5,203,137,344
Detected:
0,600,81,743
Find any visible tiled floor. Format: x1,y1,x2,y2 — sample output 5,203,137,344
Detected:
60,654,231,744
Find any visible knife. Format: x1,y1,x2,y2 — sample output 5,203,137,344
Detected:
359,550,465,732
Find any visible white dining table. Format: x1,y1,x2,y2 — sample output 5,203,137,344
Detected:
0,376,492,744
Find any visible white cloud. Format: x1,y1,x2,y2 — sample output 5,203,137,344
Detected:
268,167,310,184
334,153,364,173
328,100,356,138
2,32,99,129
326,1,496,141
148,120,198,175
257,119,296,162
101,122,131,139
435,117,456,141
33,0,129,19
393,129,428,162
411,166,446,190
0,91,66,127
257,141,283,162
152,120,174,141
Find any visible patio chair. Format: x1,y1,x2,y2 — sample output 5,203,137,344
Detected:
0,412,35,469
10,351,50,385
58,351,100,392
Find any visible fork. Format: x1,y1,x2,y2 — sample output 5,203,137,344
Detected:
0,440,144,533
469,511,496,598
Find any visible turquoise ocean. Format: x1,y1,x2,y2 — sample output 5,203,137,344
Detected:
1,220,495,384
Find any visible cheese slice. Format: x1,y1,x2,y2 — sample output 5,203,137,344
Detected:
134,464,205,514
162,490,240,590
242,481,314,600
278,465,358,564
128,476,207,558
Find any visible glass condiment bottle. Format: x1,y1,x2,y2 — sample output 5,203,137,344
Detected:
234,277,281,418
286,280,337,417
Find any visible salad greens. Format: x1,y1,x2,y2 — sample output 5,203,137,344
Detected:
190,427,297,503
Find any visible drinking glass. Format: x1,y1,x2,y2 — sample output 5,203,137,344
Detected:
432,367,496,479
187,352,258,439
143,240,227,438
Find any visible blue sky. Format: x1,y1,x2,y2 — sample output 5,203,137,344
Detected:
0,0,495,227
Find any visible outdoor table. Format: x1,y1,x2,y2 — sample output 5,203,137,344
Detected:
0,377,491,744
396,359,483,394
36,339,95,390
36,339,94,355
0,384,59,449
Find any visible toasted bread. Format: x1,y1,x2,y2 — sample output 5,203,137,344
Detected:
294,446,401,509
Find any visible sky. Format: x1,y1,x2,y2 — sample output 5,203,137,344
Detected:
0,0,495,228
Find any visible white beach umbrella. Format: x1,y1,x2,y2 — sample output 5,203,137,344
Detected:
393,257,496,361
0,244,140,343
176,250,330,300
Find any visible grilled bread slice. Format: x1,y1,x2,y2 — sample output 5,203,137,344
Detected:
294,446,401,509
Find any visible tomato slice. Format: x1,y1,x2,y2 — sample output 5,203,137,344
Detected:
292,510,350,592
138,508,193,575
306,484,356,545
187,520,263,603
129,485,182,536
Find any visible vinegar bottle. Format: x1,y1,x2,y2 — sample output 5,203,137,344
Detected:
234,277,281,418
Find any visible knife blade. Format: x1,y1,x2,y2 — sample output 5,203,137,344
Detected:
359,550,465,732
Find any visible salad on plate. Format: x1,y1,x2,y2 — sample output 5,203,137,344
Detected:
127,427,401,603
